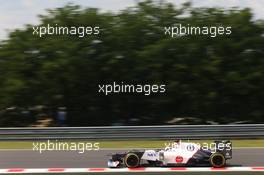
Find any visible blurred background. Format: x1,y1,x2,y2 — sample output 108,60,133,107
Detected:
0,0,263,126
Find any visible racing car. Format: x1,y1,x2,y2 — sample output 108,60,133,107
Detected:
108,140,232,168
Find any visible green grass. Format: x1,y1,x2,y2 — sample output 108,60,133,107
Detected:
0,139,263,149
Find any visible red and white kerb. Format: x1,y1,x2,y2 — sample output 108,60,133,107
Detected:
0,167,263,173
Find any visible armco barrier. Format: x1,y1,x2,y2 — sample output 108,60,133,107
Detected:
0,124,263,140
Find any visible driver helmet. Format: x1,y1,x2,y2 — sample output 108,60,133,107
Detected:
173,139,181,148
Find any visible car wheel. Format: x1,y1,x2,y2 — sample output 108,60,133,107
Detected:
124,153,140,168
210,153,226,168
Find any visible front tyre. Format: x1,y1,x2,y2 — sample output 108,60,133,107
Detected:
124,153,140,168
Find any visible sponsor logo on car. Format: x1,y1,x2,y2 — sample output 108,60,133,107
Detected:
187,144,195,151
147,153,157,157
175,156,183,163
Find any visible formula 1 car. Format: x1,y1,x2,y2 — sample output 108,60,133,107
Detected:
108,140,232,168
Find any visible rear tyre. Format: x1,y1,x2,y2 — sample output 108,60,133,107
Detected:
210,153,226,168
124,153,140,168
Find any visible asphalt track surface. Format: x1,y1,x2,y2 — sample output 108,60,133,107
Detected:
0,148,263,168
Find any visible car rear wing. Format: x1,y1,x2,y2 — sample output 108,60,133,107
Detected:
214,140,232,159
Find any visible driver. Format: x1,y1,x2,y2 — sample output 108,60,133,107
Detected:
164,139,182,151
173,139,181,148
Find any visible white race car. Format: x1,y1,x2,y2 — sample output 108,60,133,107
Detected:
108,140,232,168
